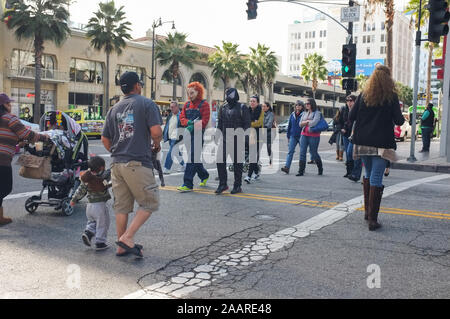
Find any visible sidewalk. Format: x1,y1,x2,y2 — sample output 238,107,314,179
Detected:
391,139,450,173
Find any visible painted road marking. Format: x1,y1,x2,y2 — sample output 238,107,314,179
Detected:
123,174,450,299
161,185,450,220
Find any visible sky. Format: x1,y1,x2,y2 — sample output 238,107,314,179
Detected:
68,0,409,74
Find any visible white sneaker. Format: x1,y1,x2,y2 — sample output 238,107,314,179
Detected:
244,176,251,184
163,168,171,175
253,174,260,181
178,165,186,172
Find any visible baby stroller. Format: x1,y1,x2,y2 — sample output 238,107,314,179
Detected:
23,111,89,216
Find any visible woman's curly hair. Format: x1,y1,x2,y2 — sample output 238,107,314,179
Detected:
187,81,205,100
363,65,397,107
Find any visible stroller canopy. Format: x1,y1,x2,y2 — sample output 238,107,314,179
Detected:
40,111,81,140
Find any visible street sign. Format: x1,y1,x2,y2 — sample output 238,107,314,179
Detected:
341,6,360,23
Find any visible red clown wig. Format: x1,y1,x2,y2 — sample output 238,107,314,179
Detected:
187,81,205,100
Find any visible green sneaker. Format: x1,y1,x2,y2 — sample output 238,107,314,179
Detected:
199,177,209,187
177,186,193,192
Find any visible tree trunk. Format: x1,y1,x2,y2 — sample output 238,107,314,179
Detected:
426,44,434,107
33,36,43,124
385,0,394,70
104,53,110,117
172,64,179,101
172,74,177,102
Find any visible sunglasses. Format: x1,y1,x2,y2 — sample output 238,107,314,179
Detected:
305,103,311,105
346,99,353,102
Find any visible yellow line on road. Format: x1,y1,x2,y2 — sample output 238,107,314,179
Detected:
161,186,449,221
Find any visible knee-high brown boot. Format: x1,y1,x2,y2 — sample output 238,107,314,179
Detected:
368,185,384,231
0,207,12,226
363,178,370,220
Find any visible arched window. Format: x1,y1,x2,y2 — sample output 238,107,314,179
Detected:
161,69,182,85
189,72,208,89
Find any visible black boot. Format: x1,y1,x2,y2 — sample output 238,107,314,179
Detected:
296,161,306,176
343,161,354,178
368,185,384,231
231,185,242,194
215,184,229,194
316,158,323,175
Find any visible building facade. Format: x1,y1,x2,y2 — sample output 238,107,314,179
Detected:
287,6,415,87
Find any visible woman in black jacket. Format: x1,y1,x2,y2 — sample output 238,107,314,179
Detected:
349,65,404,231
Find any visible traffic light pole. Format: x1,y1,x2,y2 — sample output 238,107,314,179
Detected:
346,0,354,97
408,0,423,163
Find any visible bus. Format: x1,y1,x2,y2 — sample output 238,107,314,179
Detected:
407,105,439,137
66,107,104,139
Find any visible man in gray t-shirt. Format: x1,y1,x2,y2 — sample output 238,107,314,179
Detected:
101,71,163,258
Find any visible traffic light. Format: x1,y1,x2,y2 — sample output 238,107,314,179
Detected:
427,0,450,43
341,43,356,78
247,0,258,20
342,78,358,92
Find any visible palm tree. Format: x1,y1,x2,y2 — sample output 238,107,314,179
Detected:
86,0,132,116
247,43,279,100
3,0,71,123
301,53,328,99
404,0,435,106
155,32,200,101
365,0,395,69
356,74,369,92
208,41,245,99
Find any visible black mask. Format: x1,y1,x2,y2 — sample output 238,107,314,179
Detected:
225,88,239,105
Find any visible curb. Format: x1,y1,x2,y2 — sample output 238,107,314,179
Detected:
391,161,450,174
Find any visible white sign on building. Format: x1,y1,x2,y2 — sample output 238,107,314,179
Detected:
341,6,360,23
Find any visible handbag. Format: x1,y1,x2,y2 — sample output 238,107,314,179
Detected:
309,113,328,133
16,145,55,180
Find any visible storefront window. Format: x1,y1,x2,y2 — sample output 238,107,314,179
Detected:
69,58,104,84
115,65,145,85
11,49,56,77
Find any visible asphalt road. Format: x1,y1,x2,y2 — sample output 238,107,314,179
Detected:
1,132,449,299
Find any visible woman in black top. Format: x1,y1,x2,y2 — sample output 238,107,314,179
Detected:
349,65,404,231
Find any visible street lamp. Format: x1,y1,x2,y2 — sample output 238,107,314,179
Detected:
151,17,176,100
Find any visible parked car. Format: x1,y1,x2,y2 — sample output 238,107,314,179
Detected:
327,119,334,131
278,119,289,133
20,119,40,133
394,113,414,141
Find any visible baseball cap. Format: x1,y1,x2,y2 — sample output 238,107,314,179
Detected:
119,72,144,91
0,93,14,105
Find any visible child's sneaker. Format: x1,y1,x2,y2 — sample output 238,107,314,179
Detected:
199,177,209,187
95,242,109,251
82,230,94,247
244,176,251,184
253,174,260,181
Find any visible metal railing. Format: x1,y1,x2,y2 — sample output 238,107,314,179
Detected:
7,65,69,82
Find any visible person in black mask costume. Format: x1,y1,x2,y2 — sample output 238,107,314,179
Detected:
215,88,251,194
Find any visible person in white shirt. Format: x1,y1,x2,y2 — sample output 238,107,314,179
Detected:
162,101,185,174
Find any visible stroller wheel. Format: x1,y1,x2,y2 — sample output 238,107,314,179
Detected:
228,164,234,172
25,196,40,214
243,163,249,173
61,198,74,216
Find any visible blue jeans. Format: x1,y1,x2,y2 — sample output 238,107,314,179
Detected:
347,142,362,179
300,135,321,162
164,139,184,170
285,136,301,169
361,156,387,187
342,136,350,161
421,127,433,151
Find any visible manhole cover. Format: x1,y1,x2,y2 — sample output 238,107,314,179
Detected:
254,214,277,221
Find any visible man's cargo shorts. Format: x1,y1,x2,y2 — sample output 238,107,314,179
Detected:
111,161,160,214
